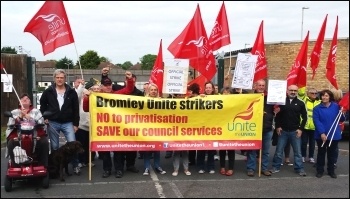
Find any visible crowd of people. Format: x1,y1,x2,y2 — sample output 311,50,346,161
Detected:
5,67,347,180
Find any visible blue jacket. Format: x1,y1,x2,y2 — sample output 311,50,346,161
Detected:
313,102,345,141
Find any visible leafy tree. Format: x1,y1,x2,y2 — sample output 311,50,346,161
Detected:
1,46,17,54
56,57,74,69
140,54,156,70
79,50,101,69
121,61,133,70
100,56,111,63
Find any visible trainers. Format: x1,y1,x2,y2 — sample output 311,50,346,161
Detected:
214,155,220,161
172,171,178,176
328,172,337,178
198,169,205,174
115,170,123,178
247,171,255,177
102,170,111,178
298,171,307,176
269,168,280,173
143,168,150,176
78,163,83,168
209,170,215,174
155,167,166,174
309,158,315,163
73,167,81,175
184,170,191,176
302,157,305,163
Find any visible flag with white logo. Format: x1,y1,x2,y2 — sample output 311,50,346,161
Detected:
310,15,327,80
149,39,164,96
286,31,309,87
24,1,75,55
208,1,231,51
167,4,216,80
251,20,267,83
326,16,338,90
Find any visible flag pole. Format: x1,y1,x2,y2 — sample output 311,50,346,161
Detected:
73,43,84,80
1,67,24,108
226,47,232,76
321,110,342,147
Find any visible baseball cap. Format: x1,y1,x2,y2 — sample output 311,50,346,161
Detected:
101,77,112,86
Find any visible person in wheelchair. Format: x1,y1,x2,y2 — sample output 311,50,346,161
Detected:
5,93,49,168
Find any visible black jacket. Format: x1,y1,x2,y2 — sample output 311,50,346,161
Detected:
275,96,307,131
40,83,80,127
262,95,275,132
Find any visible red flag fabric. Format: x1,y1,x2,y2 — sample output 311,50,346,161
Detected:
187,74,207,94
251,20,268,82
326,16,339,90
0,63,4,70
208,1,231,51
339,92,349,111
286,31,309,87
167,4,216,80
310,15,328,80
149,39,164,96
24,1,75,55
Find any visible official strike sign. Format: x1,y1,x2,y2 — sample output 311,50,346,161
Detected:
89,93,264,151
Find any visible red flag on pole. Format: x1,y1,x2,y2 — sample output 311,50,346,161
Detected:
339,92,349,111
208,1,231,51
167,4,216,80
149,39,164,96
286,31,309,87
326,16,339,90
251,20,268,82
24,1,75,55
310,14,328,80
1,63,4,70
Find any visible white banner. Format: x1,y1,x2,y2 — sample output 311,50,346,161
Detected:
1,74,13,92
231,53,258,89
267,80,287,105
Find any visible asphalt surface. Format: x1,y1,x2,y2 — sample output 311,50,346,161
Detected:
1,138,349,198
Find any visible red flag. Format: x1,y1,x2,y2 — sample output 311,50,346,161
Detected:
251,20,268,82
326,16,339,90
310,15,328,80
208,1,231,51
187,74,207,94
339,92,349,111
149,39,164,96
1,63,4,70
24,1,75,55
286,31,309,87
167,4,216,80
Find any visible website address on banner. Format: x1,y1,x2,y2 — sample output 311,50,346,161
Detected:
96,143,156,149
218,142,256,147
168,143,205,148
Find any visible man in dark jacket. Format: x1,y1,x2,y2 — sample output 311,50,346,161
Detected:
270,84,307,176
40,69,81,175
246,79,279,177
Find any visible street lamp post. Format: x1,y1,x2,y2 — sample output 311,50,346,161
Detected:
64,63,70,85
301,7,309,40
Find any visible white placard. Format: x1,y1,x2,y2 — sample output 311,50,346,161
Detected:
267,80,287,105
231,53,258,89
163,59,189,94
1,74,13,92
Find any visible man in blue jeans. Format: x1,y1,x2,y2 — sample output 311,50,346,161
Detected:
270,84,307,176
246,79,280,177
40,69,81,175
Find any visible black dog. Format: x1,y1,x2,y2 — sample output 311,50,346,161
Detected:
48,141,84,181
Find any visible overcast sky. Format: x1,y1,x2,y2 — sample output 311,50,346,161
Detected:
1,1,349,65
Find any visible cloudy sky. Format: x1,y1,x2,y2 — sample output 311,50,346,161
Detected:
1,1,349,65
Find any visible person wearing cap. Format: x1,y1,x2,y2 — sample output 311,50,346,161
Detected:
83,71,135,178
6,93,49,168
40,69,81,175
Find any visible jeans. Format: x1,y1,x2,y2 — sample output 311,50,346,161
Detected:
316,139,338,174
247,130,273,172
301,129,315,158
144,151,161,169
197,150,215,171
48,120,78,167
272,130,304,171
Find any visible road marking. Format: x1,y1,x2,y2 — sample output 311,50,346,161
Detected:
149,166,166,198
169,182,184,198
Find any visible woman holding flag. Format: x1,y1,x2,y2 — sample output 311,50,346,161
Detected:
313,89,346,178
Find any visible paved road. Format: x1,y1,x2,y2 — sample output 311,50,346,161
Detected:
1,139,349,198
